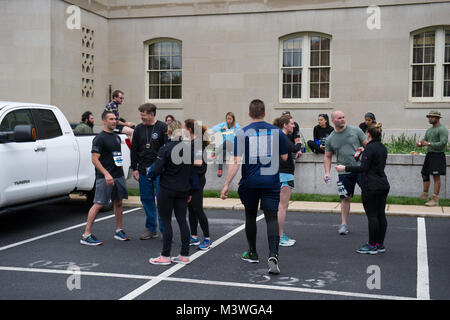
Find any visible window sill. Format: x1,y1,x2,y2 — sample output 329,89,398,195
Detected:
146,99,183,109
275,102,333,110
405,101,450,109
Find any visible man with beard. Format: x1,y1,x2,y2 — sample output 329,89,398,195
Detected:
416,110,448,207
74,111,94,134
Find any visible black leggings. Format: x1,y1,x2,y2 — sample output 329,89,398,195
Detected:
244,208,279,258
157,186,190,257
362,190,389,246
188,187,210,238
307,140,324,154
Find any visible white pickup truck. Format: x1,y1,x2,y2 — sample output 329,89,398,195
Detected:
0,101,131,215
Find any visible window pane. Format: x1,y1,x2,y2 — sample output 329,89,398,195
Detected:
320,51,330,66
413,48,423,64
413,66,423,81
292,69,301,83
424,65,434,81
160,72,171,85
423,81,433,97
0,109,34,131
149,43,159,55
444,81,450,97
311,36,320,51
413,33,424,47
310,83,319,98
412,82,422,97
160,56,170,69
293,52,301,67
283,52,292,67
172,71,182,85
160,86,170,99
445,65,450,80
172,85,182,99
292,39,302,52
424,47,435,63
446,47,450,63
149,72,159,84
292,84,301,98
161,42,171,55
150,56,159,70
149,86,159,99
310,68,319,82
36,109,62,139
320,68,330,82
283,84,291,99
320,83,329,98
172,42,181,55
283,69,292,83
172,55,182,69
424,32,435,46
321,38,330,51
310,51,320,66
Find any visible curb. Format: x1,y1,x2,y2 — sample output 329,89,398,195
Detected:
70,195,450,219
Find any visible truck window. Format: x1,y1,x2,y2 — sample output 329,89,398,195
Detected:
0,109,36,142
33,109,62,140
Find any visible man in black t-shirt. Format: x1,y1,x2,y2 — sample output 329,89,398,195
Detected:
80,111,129,246
131,103,168,240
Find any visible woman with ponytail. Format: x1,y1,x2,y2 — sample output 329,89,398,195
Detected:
335,123,390,255
184,119,212,250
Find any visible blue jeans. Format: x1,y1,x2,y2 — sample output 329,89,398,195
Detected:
139,173,163,233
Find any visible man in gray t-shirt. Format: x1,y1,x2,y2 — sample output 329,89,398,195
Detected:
323,110,367,235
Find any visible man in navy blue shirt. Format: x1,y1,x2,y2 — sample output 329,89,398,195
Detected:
221,99,288,274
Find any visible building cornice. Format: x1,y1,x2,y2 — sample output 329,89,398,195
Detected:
63,0,450,19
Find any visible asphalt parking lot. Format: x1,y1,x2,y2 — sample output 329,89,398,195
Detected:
0,199,449,303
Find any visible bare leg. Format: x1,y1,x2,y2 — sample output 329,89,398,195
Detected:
114,200,123,230
433,175,441,195
84,203,104,235
277,186,292,237
341,197,351,225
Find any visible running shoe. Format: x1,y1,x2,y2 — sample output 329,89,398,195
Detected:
198,238,212,250
268,256,280,274
217,169,223,177
356,243,378,255
140,230,159,240
241,251,259,263
279,233,296,247
149,255,171,265
80,234,103,246
171,255,191,265
376,243,386,253
190,236,200,246
338,224,349,235
114,229,130,241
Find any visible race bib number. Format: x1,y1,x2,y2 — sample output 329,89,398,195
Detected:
337,181,348,198
112,151,123,167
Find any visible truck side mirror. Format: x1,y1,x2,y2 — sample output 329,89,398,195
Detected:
14,125,36,142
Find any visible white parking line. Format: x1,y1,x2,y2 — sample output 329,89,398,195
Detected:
0,207,142,252
120,213,266,300
416,217,430,300
0,265,417,300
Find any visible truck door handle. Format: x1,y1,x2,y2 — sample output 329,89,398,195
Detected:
34,146,46,152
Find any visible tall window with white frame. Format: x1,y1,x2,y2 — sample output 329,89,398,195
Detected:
147,40,182,100
410,27,450,101
280,33,331,103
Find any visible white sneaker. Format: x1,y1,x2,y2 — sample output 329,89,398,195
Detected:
338,224,349,235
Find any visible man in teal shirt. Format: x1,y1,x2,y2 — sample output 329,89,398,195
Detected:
324,110,368,235
416,110,448,207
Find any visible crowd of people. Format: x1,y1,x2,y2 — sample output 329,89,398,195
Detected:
77,90,448,274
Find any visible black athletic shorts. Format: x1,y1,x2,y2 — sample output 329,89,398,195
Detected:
421,152,446,176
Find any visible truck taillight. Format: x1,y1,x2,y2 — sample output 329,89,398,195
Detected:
125,138,131,149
